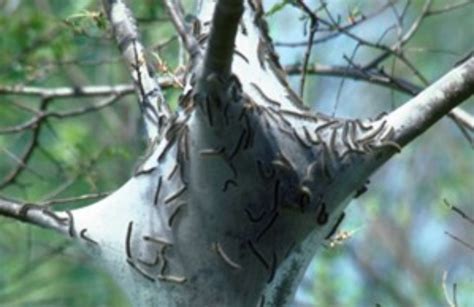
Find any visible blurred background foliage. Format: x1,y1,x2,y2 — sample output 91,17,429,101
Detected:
0,0,473,306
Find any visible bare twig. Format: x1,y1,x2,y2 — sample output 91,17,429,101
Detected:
285,62,474,144
274,3,392,48
0,77,177,98
442,271,458,307
285,62,421,94
444,231,474,251
0,99,49,189
364,0,433,70
1,147,45,180
448,109,474,146
40,192,111,206
427,0,473,16
162,0,201,59
313,0,435,88
294,0,319,99
444,199,474,225
0,94,125,135
448,108,474,131
333,44,362,116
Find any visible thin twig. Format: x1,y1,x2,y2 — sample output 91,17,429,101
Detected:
427,0,473,16
444,231,474,251
40,192,111,206
0,99,49,189
444,199,474,225
442,271,458,307
284,62,474,143
163,0,201,59
294,0,319,99
0,78,176,98
274,3,391,48
0,94,125,135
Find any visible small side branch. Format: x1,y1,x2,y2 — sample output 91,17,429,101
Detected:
0,197,70,236
388,56,474,147
442,271,458,307
285,63,474,145
448,108,474,146
163,0,201,59
294,0,318,99
285,63,421,95
0,94,125,135
0,77,177,99
102,0,171,141
198,0,244,89
444,199,474,225
427,0,473,16
444,231,474,251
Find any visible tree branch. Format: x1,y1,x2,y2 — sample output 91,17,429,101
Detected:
162,0,201,60
274,2,392,48
448,108,474,146
294,0,318,99
102,0,171,141
388,56,474,146
0,76,177,99
427,0,473,16
0,99,49,189
0,94,126,134
448,108,474,131
285,62,421,95
285,62,474,145
0,197,70,235
198,0,244,88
